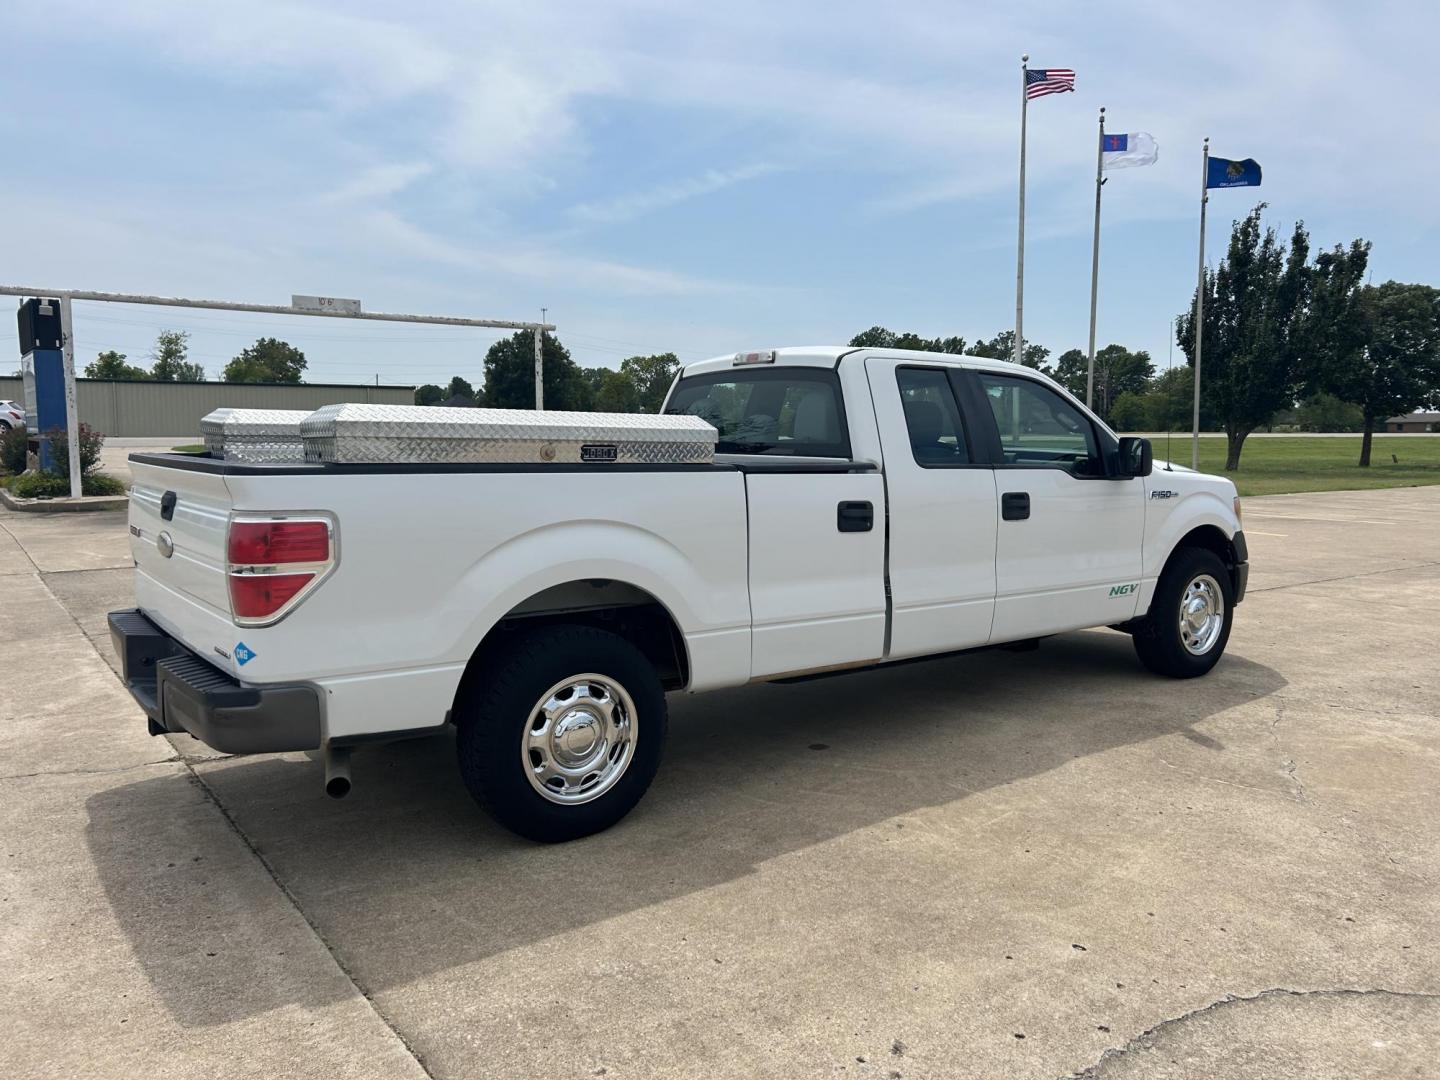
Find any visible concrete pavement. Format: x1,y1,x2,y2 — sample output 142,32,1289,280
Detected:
2,486,1437,1079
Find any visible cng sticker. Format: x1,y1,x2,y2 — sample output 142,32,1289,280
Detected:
234,642,256,666
1109,583,1138,598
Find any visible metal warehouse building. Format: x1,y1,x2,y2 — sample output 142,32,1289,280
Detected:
0,376,414,438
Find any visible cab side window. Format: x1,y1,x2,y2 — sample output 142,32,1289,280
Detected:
896,368,970,466
978,373,1102,477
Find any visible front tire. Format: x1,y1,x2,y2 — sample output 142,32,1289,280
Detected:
1132,547,1234,678
455,625,667,842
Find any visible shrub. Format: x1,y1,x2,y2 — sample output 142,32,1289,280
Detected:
7,470,126,498
1,425,28,474
45,423,105,477
8,472,69,498
82,473,127,496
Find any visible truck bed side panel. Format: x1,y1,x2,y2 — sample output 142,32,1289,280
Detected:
206,468,752,737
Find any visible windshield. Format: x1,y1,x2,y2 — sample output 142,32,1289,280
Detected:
664,368,850,457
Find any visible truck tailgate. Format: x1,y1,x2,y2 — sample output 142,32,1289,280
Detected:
129,459,233,616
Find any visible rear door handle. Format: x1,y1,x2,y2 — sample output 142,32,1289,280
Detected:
837,500,874,532
1001,491,1030,521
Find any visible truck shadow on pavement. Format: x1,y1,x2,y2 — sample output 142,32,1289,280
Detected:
85,629,1285,1027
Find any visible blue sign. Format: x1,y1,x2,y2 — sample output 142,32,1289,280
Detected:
234,642,256,666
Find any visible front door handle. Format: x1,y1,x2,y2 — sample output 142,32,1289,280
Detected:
1001,491,1030,521
837,500,874,532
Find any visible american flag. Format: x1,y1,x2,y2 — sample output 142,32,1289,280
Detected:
1025,67,1076,100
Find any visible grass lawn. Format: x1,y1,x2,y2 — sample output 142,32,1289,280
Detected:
1150,435,1440,496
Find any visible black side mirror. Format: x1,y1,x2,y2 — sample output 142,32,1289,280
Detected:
1117,436,1153,478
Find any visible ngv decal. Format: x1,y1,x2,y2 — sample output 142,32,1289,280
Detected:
1109,583,1139,598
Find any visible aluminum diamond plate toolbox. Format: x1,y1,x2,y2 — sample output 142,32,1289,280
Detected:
201,408,311,463
300,403,717,465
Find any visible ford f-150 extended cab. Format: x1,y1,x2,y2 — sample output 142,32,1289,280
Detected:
110,346,1248,841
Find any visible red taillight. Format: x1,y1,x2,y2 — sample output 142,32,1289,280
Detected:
226,515,335,625
228,520,331,564
229,572,316,618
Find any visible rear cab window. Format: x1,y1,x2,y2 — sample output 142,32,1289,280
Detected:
664,368,850,458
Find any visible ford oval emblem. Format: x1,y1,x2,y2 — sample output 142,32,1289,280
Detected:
157,531,174,559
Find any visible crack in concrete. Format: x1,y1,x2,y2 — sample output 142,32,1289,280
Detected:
0,756,181,781
1061,987,1440,1079
1249,559,1440,595
1269,698,1307,803
181,769,439,1079
36,564,136,576
1153,755,1301,803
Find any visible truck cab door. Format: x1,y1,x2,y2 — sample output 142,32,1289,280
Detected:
745,463,888,678
668,363,888,681
864,357,999,657
973,371,1145,640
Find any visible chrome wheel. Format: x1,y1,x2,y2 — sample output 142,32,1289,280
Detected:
1178,573,1225,655
521,673,637,805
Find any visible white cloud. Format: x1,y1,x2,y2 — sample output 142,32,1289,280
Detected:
568,164,779,225
319,163,433,205
361,210,738,296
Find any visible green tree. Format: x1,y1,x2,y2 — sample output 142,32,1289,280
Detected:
1178,204,1311,470
848,327,967,354
1294,392,1364,432
1297,238,1371,435
415,383,445,406
480,331,590,410
593,369,641,412
447,375,476,403
222,338,307,384
148,330,194,381
84,349,149,380
1341,282,1440,465
1050,349,1086,396
618,352,681,412
966,330,1049,371
1148,366,1209,432
1107,392,1149,432
1050,344,1153,422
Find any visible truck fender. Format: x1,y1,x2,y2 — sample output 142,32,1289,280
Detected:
1137,493,1240,614
448,519,749,688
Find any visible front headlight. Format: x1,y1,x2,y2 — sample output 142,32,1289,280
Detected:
1233,496,1243,527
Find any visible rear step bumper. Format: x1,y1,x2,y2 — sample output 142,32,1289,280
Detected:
108,609,322,754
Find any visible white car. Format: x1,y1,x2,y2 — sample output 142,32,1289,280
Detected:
0,400,24,432
110,346,1248,841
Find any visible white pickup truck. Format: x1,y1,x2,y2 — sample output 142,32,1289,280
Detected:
110,346,1248,841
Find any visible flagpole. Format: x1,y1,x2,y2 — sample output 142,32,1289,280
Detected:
1191,136,1209,471
1085,106,1105,410
1014,54,1029,366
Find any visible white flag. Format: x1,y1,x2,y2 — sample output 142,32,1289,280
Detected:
1102,131,1158,170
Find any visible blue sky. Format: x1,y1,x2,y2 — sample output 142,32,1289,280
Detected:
3,0,1437,388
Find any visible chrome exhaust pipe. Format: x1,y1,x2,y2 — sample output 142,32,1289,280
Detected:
324,746,352,799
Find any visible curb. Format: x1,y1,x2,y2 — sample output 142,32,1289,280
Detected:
0,487,129,513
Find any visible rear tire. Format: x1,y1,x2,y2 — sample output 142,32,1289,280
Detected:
455,624,667,842
1132,547,1233,678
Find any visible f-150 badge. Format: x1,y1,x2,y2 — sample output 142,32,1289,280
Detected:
1149,490,1178,499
